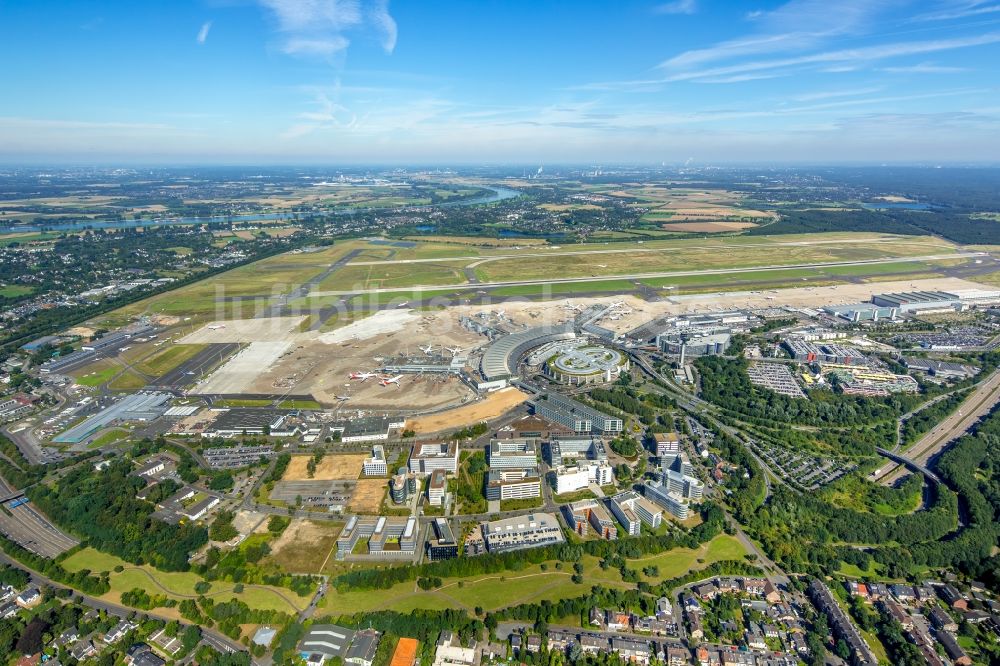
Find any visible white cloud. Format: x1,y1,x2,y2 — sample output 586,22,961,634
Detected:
659,31,1000,82
283,36,350,56
655,0,697,15
911,1,1000,22
881,61,969,73
257,0,397,59
197,21,212,45
369,0,397,53
660,0,894,71
793,86,883,101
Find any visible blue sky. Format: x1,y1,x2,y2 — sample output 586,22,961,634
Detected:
1,0,999,164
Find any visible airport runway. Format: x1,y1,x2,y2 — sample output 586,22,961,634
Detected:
148,342,240,389
309,251,984,296
258,248,364,319
343,235,956,267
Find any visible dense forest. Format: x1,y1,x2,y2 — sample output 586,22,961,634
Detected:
28,458,207,571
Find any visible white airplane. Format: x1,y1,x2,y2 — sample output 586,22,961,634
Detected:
380,375,403,387
445,346,463,356
348,371,377,382
335,395,352,401
419,344,436,355
207,324,226,330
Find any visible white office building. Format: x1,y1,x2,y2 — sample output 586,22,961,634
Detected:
488,439,538,469
409,441,459,474
554,462,613,494
362,445,388,477
610,490,663,534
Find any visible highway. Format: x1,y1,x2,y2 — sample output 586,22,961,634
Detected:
874,368,1000,485
308,252,983,297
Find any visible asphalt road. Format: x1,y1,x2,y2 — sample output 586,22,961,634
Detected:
0,476,78,558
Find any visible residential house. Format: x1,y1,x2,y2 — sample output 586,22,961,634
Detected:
606,610,630,632
937,584,968,610
611,638,650,665
936,630,972,666
15,588,40,608
579,635,607,656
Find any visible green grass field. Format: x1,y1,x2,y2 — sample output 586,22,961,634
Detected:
629,534,747,582
319,533,746,615
489,279,638,297
88,428,130,449
0,285,34,297
106,371,149,391
213,398,273,407
472,236,955,283
133,343,208,377
322,260,469,290
62,548,310,613
72,362,120,387
278,399,322,410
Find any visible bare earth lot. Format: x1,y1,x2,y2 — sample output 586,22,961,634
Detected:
406,387,529,433
350,479,388,513
283,454,367,481
267,518,344,574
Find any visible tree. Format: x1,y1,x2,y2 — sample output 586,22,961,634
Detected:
181,624,202,651
15,618,48,655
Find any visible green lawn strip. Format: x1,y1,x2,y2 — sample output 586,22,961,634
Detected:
72,363,121,387
488,279,637,298
278,399,322,410
62,548,309,613
88,428,130,449
134,343,208,376
348,288,474,306
552,489,597,503
214,398,274,408
629,534,747,582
